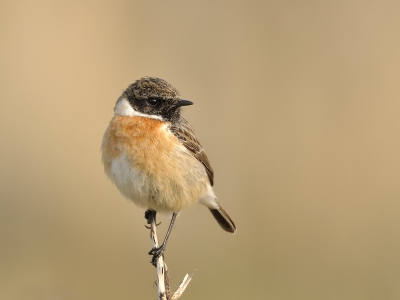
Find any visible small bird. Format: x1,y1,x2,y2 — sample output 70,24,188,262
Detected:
101,77,236,265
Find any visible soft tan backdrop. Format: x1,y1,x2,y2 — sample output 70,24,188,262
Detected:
1,1,400,299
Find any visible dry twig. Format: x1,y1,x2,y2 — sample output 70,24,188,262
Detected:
149,215,192,300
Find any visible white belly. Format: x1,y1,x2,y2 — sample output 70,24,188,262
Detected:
108,149,210,213
109,153,151,209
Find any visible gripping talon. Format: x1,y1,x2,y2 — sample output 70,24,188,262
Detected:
144,210,156,224
145,222,161,229
144,209,162,229
149,244,166,266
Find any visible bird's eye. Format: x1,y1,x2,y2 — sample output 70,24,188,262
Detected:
147,98,158,105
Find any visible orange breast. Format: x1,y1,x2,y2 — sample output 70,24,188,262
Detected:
103,115,174,172
101,115,208,212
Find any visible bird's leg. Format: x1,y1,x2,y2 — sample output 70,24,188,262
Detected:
149,213,177,266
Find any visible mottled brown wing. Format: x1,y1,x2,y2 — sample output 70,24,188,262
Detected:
170,117,214,186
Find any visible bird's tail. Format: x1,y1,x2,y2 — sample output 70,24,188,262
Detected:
209,206,236,233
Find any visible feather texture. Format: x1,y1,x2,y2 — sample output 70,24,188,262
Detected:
170,117,214,186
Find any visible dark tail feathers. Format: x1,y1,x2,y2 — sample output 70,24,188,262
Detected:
209,206,236,233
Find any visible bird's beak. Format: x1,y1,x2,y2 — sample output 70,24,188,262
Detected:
173,99,193,107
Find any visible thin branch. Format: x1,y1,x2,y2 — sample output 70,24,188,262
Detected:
149,216,192,300
170,273,193,300
149,216,167,300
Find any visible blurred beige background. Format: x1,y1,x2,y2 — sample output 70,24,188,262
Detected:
1,1,400,299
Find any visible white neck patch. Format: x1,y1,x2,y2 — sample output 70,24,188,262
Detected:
114,98,163,121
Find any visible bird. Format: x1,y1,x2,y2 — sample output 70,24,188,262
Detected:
101,77,236,265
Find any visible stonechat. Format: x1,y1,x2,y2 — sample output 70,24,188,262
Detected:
101,77,236,264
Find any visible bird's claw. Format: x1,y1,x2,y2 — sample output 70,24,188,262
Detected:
145,221,161,229
149,244,166,266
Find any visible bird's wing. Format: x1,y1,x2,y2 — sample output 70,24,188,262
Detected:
170,117,214,186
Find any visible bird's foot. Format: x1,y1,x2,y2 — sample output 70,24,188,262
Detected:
144,210,162,229
149,243,166,267
144,210,156,224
